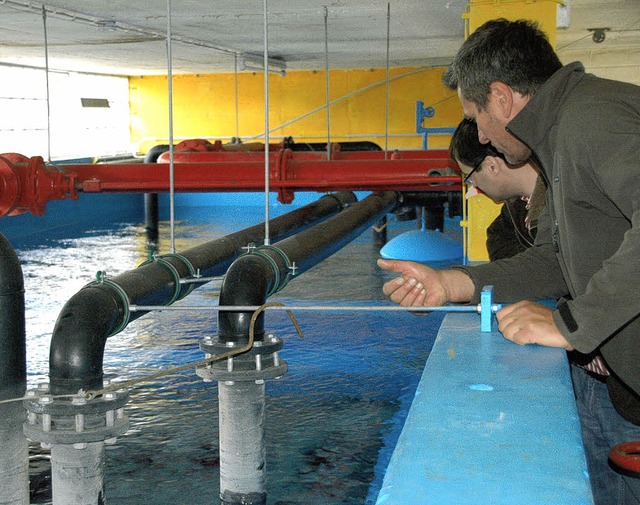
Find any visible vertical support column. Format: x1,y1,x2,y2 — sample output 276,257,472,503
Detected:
51,442,105,505
23,385,129,505
0,232,29,504
218,381,267,505
198,334,287,505
0,401,29,504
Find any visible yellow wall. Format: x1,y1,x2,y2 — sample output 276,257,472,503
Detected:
465,0,559,45
129,67,463,154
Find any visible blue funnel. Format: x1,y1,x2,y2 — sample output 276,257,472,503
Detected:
380,213,462,264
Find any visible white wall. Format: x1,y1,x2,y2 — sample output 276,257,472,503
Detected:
559,47,640,87
0,67,132,161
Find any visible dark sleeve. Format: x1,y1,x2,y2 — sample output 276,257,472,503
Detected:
456,205,569,304
486,199,530,261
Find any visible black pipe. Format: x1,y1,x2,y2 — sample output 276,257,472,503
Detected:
144,193,159,242
143,145,170,242
372,216,387,246
49,192,357,394
0,233,29,505
281,137,382,152
0,233,26,398
144,144,170,163
399,191,462,218
218,191,399,342
395,191,463,232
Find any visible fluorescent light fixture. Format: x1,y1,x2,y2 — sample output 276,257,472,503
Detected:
239,53,286,76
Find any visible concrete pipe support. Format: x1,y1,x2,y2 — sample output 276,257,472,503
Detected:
0,232,29,504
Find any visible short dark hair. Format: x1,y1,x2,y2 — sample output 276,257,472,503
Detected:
442,19,562,108
449,118,503,170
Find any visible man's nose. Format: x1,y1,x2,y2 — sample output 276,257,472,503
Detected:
478,129,490,145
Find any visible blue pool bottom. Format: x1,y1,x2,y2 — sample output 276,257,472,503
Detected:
13,207,453,504
7,195,592,504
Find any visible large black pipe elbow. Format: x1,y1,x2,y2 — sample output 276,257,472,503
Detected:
0,233,26,398
49,284,124,393
143,145,170,240
218,255,275,343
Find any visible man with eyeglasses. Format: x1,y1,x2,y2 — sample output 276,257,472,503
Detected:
378,18,640,505
450,118,545,260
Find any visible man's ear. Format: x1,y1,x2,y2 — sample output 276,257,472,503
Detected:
488,81,515,119
485,156,503,176
489,81,529,120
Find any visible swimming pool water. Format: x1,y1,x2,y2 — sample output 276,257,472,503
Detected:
14,207,456,504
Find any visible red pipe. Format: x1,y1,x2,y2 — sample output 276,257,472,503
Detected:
0,147,461,216
0,153,76,216
172,139,283,152
157,147,456,163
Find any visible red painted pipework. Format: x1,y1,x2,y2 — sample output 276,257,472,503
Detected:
154,147,461,203
157,147,457,163
70,148,460,204
173,139,281,152
0,153,77,216
0,147,460,215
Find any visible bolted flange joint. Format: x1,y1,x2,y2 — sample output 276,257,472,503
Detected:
23,384,130,448
197,333,288,383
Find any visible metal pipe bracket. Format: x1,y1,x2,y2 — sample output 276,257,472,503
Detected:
23,383,129,447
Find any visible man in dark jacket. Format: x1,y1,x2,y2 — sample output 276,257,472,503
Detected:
378,19,640,505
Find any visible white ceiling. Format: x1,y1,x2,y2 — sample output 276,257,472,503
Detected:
0,0,638,80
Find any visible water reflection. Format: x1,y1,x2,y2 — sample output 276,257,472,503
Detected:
15,209,451,504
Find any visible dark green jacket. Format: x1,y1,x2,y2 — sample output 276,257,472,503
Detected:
460,62,640,419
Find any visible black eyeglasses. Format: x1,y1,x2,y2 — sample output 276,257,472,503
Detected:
463,158,484,185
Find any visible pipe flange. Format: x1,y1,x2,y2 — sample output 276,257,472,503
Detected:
196,354,288,383
23,388,129,446
200,334,284,357
197,334,288,382
0,154,20,216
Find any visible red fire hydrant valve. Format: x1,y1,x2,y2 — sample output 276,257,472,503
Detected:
0,153,77,217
